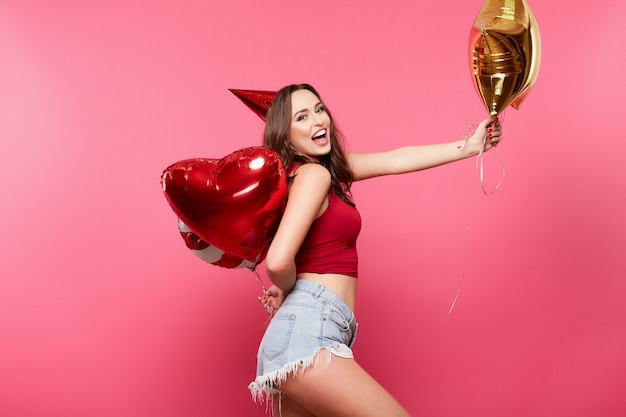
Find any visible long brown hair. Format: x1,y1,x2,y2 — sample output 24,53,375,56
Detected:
263,84,355,206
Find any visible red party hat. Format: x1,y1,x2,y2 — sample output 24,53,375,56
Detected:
229,89,276,121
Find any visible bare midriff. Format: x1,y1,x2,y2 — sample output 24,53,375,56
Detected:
296,272,358,312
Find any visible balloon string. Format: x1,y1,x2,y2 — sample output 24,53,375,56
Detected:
447,127,478,318
250,267,273,332
480,113,506,195
447,118,505,317
251,266,267,293
477,143,506,196
446,205,473,318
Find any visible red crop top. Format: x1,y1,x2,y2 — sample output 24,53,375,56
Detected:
295,188,362,278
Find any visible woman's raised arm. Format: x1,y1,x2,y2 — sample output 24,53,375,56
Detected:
347,117,501,181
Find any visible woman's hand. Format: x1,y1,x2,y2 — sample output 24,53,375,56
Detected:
464,117,503,154
258,285,287,316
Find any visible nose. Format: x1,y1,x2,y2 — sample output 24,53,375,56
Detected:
312,112,324,125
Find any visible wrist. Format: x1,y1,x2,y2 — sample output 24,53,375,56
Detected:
456,138,481,158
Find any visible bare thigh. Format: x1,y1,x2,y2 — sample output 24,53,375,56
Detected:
273,395,317,417
276,349,410,417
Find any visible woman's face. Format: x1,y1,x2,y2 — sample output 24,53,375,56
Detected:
288,89,331,161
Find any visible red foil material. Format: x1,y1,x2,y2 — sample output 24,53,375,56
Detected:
229,89,276,121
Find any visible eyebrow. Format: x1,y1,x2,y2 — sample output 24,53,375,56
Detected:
293,101,323,117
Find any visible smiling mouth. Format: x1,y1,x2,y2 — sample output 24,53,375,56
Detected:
312,129,327,140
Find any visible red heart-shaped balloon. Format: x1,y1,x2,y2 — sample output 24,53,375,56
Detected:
178,219,255,270
161,147,287,263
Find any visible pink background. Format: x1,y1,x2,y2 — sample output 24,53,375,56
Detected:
1,1,625,416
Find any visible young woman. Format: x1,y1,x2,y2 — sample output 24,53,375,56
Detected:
248,84,502,417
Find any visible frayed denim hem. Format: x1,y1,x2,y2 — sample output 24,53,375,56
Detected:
248,342,354,404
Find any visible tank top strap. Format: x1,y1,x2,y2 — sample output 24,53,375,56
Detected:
287,162,303,175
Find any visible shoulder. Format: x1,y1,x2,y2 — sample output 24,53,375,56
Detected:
288,163,331,206
284,163,331,223
291,163,331,186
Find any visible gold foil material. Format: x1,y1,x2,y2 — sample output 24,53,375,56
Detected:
469,0,541,115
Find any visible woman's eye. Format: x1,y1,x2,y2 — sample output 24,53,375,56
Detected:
297,114,306,121
316,107,326,113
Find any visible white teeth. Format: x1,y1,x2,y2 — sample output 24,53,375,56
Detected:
312,129,326,139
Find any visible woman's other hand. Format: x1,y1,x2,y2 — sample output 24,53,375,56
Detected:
258,285,286,316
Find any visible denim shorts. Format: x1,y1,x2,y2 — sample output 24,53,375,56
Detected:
248,279,358,402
